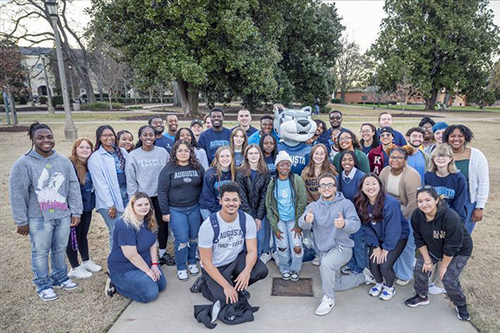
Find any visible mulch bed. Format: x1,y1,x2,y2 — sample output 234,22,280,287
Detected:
0,125,30,132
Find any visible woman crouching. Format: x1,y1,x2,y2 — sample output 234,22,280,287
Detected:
106,192,166,303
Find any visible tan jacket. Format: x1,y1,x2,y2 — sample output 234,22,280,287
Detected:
379,165,421,219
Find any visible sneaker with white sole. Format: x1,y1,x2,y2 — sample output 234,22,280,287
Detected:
54,279,78,291
362,268,376,284
105,275,116,298
281,271,291,280
38,288,58,302
312,255,320,266
379,285,396,301
68,266,92,279
290,271,300,282
259,252,272,264
395,278,411,286
82,260,102,272
188,264,200,275
178,270,189,281
405,294,430,308
428,284,447,295
455,305,470,321
369,283,384,297
315,295,335,316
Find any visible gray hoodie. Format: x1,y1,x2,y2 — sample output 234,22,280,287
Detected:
9,150,83,226
298,192,360,253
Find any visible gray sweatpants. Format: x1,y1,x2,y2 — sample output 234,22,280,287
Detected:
320,246,366,299
414,255,469,307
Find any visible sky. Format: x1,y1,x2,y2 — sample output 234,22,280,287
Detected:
1,0,500,52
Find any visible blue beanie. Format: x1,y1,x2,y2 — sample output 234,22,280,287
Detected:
432,122,449,132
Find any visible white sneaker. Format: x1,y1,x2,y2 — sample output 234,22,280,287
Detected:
312,255,320,266
54,279,78,291
82,260,102,272
395,278,411,286
188,264,200,275
178,270,189,281
259,252,272,264
428,284,447,295
68,266,92,279
369,283,384,297
38,288,58,301
315,295,335,316
362,268,376,285
379,285,396,301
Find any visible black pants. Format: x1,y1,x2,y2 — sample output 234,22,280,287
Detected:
66,210,92,268
368,239,407,287
152,196,168,249
202,251,269,303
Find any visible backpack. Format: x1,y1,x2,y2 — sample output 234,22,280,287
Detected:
210,210,247,244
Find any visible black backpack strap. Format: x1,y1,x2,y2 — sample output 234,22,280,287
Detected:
210,212,220,244
238,210,246,239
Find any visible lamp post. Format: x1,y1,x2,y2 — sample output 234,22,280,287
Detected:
46,0,77,141
41,55,55,114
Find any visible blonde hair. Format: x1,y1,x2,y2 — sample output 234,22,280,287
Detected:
428,144,458,173
211,146,236,181
122,192,157,232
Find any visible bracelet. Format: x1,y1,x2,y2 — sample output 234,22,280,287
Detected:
424,262,432,265
151,263,158,266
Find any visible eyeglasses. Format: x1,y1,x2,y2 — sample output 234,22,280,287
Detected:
319,183,336,189
389,156,404,161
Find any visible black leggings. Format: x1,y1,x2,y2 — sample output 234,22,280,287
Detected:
368,239,407,287
151,196,168,250
66,210,92,268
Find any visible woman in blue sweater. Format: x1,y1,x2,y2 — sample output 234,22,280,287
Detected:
354,174,409,301
199,146,236,220
336,151,366,276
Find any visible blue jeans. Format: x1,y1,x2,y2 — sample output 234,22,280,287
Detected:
200,208,211,221
110,269,167,303
276,220,303,273
257,216,271,256
28,217,71,292
119,186,129,207
169,205,202,271
97,208,123,249
464,201,477,234
393,217,416,281
346,227,367,274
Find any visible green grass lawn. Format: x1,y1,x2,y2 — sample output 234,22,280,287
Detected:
353,104,500,112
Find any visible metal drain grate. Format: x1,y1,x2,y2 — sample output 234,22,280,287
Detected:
271,277,314,297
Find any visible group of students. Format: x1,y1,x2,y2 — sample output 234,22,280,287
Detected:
9,106,488,323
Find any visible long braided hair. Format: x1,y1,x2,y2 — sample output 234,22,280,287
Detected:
94,125,126,169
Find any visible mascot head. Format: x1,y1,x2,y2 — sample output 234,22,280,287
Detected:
274,106,317,147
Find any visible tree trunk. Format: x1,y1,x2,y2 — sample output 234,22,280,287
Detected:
2,90,12,125
108,86,113,110
188,83,200,116
80,69,96,103
173,81,182,107
426,87,439,111
340,90,346,104
176,79,191,116
7,86,18,126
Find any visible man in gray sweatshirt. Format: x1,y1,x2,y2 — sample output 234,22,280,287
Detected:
298,173,373,316
9,123,83,302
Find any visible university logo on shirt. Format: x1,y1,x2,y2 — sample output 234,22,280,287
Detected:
280,189,289,197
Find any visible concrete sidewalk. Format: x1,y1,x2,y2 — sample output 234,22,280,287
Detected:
109,262,477,333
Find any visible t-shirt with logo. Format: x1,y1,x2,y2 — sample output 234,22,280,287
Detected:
198,211,257,267
275,179,295,221
157,163,205,215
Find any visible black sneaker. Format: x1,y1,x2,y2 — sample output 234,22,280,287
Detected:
105,272,116,298
405,294,430,308
455,305,470,321
159,253,175,266
190,276,206,293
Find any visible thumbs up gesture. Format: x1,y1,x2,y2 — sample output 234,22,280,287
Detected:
334,212,345,229
305,208,314,223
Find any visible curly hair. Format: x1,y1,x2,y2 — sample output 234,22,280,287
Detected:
442,125,474,146
169,140,201,170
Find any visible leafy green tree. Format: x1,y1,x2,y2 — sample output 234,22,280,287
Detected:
370,0,500,110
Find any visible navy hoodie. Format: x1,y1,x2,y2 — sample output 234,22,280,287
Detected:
424,172,467,222
411,204,472,259
198,128,232,164
363,194,409,251
199,168,232,213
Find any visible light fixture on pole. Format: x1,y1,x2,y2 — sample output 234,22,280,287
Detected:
46,0,78,141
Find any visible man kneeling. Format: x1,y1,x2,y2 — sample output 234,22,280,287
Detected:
198,182,268,304
299,173,373,316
